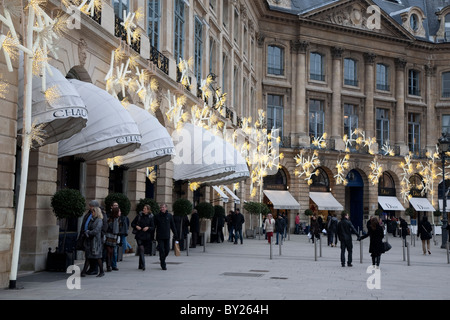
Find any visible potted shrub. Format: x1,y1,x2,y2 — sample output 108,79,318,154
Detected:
172,198,192,250
136,198,159,215
243,201,270,238
105,193,131,216
304,209,314,217
195,202,214,244
49,188,85,271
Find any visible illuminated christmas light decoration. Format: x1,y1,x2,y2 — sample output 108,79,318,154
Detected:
335,153,350,186
146,166,157,183
381,142,395,156
368,156,383,185
294,149,320,185
107,156,123,170
312,132,327,149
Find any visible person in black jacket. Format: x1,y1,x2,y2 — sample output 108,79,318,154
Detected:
337,211,360,267
189,209,200,248
359,216,384,269
131,205,155,271
417,215,433,255
275,213,286,245
233,208,245,245
154,204,178,270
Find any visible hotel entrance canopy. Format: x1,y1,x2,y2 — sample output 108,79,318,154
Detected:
212,186,229,203
263,190,300,210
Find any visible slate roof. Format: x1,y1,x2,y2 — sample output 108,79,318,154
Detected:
266,0,450,42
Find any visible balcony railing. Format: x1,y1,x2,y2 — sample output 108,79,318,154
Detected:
376,83,390,91
149,46,169,75
115,16,141,54
310,73,325,81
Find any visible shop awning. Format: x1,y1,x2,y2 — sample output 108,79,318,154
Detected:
172,123,236,182
438,199,450,211
378,196,405,211
309,192,343,211
204,158,249,185
264,190,301,210
212,186,229,203
17,64,88,147
58,79,141,162
222,185,240,204
120,104,175,169
409,197,435,212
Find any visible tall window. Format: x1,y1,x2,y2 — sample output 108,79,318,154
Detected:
194,17,203,85
234,9,239,44
309,99,324,140
114,0,130,19
445,14,450,41
344,104,358,139
376,63,389,91
443,115,450,135
376,108,390,148
233,67,239,109
442,72,450,97
408,113,420,155
267,94,283,137
222,53,228,94
408,69,420,96
268,45,284,76
174,0,185,63
310,52,324,81
223,0,229,29
209,38,217,75
147,0,160,49
344,58,358,86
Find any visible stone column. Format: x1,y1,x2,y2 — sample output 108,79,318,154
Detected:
291,40,310,147
395,57,408,156
425,64,437,151
85,161,109,207
331,47,345,151
155,160,174,212
364,53,376,138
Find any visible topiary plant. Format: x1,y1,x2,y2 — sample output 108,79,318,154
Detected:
136,198,159,215
105,193,131,216
304,209,314,216
213,205,226,218
51,189,86,252
243,201,270,215
196,202,214,220
172,198,193,217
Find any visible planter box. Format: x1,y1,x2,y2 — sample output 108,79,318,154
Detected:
46,248,75,272
245,229,256,238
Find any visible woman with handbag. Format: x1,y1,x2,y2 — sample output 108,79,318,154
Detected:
359,216,384,269
81,207,105,277
417,215,433,255
131,204,155,270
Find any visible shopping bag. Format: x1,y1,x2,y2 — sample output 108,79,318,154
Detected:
174,241,180,256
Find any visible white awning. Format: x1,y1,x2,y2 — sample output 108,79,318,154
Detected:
17,64,88,147
409,197,435,212
212,186,229,203
120,104,175,169
172,123,236,182
58,79,141,162
204,158,249,185
309,192,343,211
438,199,450,211
378,196,405,211
264,190,301,210
222,185,240,204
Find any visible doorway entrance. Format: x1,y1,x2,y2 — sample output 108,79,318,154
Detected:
346,170,364,232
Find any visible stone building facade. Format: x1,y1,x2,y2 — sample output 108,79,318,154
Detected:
1,0,450,287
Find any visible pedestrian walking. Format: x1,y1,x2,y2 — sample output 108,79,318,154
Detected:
327,213,338,247
337,211,360,267
105,207,120,272
233,208,245,244
154,204,178,270
189,209,200,248
226,210,235,242
399,217,409,246
358,216,384,269
264,213,275,244
275,214,285,245
417,215,433,255
310,215,321,244
295,213,300,234
131,204,155,270
77,200,99,275
81,207,105,277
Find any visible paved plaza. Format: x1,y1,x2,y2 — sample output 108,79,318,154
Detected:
1,232,449,303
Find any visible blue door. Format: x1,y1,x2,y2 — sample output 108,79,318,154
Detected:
346,170,364,232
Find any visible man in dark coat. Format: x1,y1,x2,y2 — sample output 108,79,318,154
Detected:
153,204,178,270
337,211,360,267
189,209,200,248
233,208,245,244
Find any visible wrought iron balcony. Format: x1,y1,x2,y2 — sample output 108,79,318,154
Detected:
149,46,169,75
114,16,141,54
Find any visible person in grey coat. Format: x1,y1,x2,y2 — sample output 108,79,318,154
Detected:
337,211,360,267
81,207,105,277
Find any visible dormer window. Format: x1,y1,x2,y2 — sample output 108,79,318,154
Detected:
410,14,418,31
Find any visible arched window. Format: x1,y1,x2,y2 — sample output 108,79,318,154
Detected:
310,167,329,192
409,174,424,197
378,172,395,196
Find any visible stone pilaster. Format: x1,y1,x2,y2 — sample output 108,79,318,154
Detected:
331,47,345,150
425,64,437,150
364,52,376,138
395,57,408,156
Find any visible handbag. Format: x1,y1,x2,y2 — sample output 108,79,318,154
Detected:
383,241,392,252
75,233,86,250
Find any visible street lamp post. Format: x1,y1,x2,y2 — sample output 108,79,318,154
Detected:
438,133,450,248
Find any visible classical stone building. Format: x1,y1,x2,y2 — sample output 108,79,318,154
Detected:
1,0,450,288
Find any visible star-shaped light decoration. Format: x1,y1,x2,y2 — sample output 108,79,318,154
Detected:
312,132,327,149
120,10,140,46
416,146,440,206
294,149,320,185
77,0,102,18
399,152,414,203
165,90,188,131
381,141,395,156
335,153,350,186
107,156,123,170
368,156,383,185
177,57,193,89
189,181,201,192
146,166,157,183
